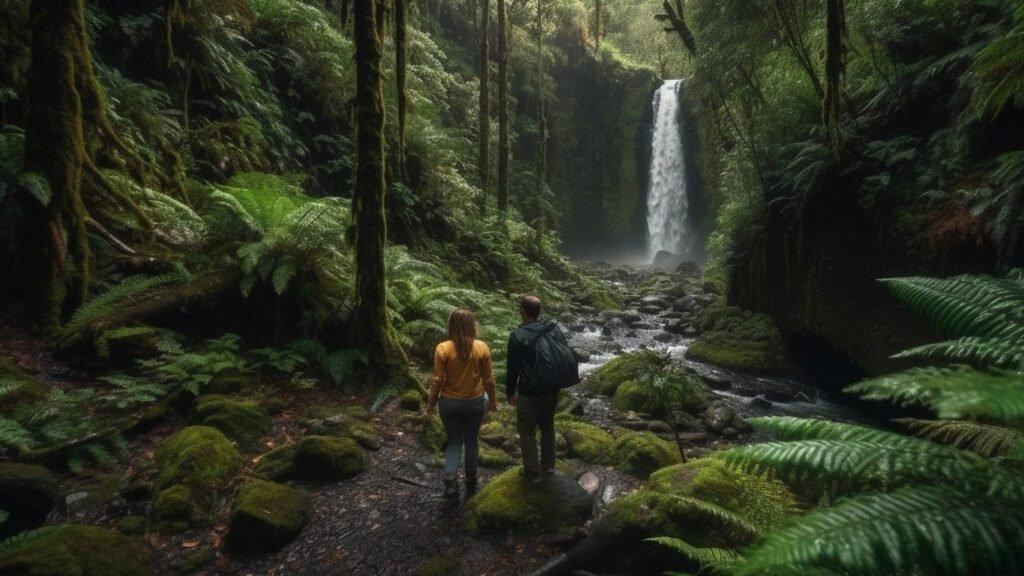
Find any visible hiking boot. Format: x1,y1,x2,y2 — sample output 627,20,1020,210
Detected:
443,476,459,499
543,468,555,477
465,477,478,496
518,468,542,483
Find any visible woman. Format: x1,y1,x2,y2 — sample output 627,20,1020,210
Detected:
426,308,498,499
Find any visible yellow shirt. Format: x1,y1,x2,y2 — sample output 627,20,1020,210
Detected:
428,339,496,403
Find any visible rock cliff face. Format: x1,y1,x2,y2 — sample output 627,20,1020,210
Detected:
727,172,997,388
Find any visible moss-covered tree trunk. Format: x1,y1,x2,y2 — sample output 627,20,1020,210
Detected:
477,0,490,215
823,0,846,158
534,0,546,250
497,0,509,216
23,0,93,332
395,0,408,178
352,0,415,388
594,0,602,51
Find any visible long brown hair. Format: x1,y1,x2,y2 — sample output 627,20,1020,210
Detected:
447,308,477,360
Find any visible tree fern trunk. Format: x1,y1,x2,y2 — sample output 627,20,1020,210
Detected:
352,0,415,387
395,0,408,179
823,0,846,159
535,0,545,250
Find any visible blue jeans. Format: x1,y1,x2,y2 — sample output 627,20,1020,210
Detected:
438,396,485,479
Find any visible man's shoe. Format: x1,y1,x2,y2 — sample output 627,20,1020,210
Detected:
518,468,542,483
443,476,459,499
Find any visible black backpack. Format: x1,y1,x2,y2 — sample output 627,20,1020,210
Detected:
530,324,580,391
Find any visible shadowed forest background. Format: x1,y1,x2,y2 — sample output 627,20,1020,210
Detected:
0,0,1022,575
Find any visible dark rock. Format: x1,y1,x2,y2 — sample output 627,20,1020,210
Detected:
732,416,754,433
721,427,739,439
671,295,697,312
750,395,773,409
652,332,675,343
601,317,629,336
703,405,735,433
702,281,722,295
699,372,732,391
0,463,59,539
675,261,701,276
651,250,682,270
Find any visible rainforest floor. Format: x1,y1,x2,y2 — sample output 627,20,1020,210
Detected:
0,317,641,576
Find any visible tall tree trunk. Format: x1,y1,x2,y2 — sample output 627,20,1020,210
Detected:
395,0,408,178
594,0,602,51
823,0,846,159
497,0,509,216
535,0,546,250
352,0,414,386
477,0,490,215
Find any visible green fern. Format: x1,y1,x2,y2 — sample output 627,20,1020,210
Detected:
971,3,1024,115
846,365,1024,425
0,416,36,453
897,418,1024,458
96,374,169,409
879,272,1024,340
60,271,190,346
647,536,743,571
0,526,59,554
896,335,1024,368
735,487,1024,576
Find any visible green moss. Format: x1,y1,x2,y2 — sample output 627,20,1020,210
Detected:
557,419,614,464
415,557,459,576
62,474,126,515
256,436,367,481
465,467,593,535
420,414,446,453
611,380,666,417
0,524,151,575
612,431,681,478
114,515,148,536
479,444,517,468
191,397,270,451
225,479,307,553
153,484,198,530
586,351,664,396
399,389,423,411
154,426,243,496
686,304,797,375
649,459,801,532
479,420,513,446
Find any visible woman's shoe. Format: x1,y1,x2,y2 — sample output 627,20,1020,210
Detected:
443,476,459,499
465,477,478,496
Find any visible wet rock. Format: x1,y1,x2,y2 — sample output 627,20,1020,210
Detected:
703,405,736,433
721,427,739,439
652,332,675,343
671,295,697,312
675,261,701,276
699,372,732,390
651,250,683,270
750,395,773,409
733,416,754,433
601,318,629,336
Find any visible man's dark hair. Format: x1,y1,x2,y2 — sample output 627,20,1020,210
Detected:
520,295,541,319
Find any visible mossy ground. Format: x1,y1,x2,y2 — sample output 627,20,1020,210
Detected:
0,524,151,576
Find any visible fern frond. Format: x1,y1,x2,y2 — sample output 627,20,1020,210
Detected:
647,536,743,568
61,271,189,345
846,365,1024,425
735,487,1024,576
674,495,761,541
723,436,1023,501
0,416,36,453
879,273,1024,340
746,416,913,444
896,335,1024,368
0,526,59,554
897,418,1024,457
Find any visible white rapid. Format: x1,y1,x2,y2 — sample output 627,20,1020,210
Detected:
646,79,691,261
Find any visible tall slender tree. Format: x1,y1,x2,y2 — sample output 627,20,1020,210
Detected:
352,0,414,385
823,0,846,158
497,0,509,216
395,0,408,178
535,0,546,249
594,0,602,51
477,0,491,215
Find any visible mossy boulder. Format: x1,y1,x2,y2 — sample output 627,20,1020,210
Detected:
60,474,126,516
114,515,148,536
465,467,593,535
585,351,664,396
0,463,59,539
224,479,307,553
153,484,199,530
155,426,243,495
305,407,385,448
612,431,681,478
557,419,614,464
685,304,797,375
399,389,424,411
611,368,708,418
255,435,367,482
420,414,446,453
0,524,151,576
479,443,517,468
191,397,271,451
649,459,800,532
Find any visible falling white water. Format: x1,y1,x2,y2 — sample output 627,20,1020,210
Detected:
646,79,690,260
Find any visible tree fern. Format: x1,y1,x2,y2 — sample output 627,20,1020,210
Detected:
971,3,1024,115
735,487,1024,576
846,365,1024,425
897,417,1024,458
896,334,1024,368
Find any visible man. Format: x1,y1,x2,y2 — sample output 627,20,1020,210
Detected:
506,294,565,482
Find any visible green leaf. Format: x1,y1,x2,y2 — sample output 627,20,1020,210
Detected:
17,172,51,206
272,256,298,295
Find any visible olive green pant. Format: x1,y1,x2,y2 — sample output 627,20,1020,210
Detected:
516,392,559,476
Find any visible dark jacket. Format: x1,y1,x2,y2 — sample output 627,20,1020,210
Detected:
506,318,566,398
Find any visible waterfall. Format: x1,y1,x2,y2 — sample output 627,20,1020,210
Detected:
646,79,691,262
